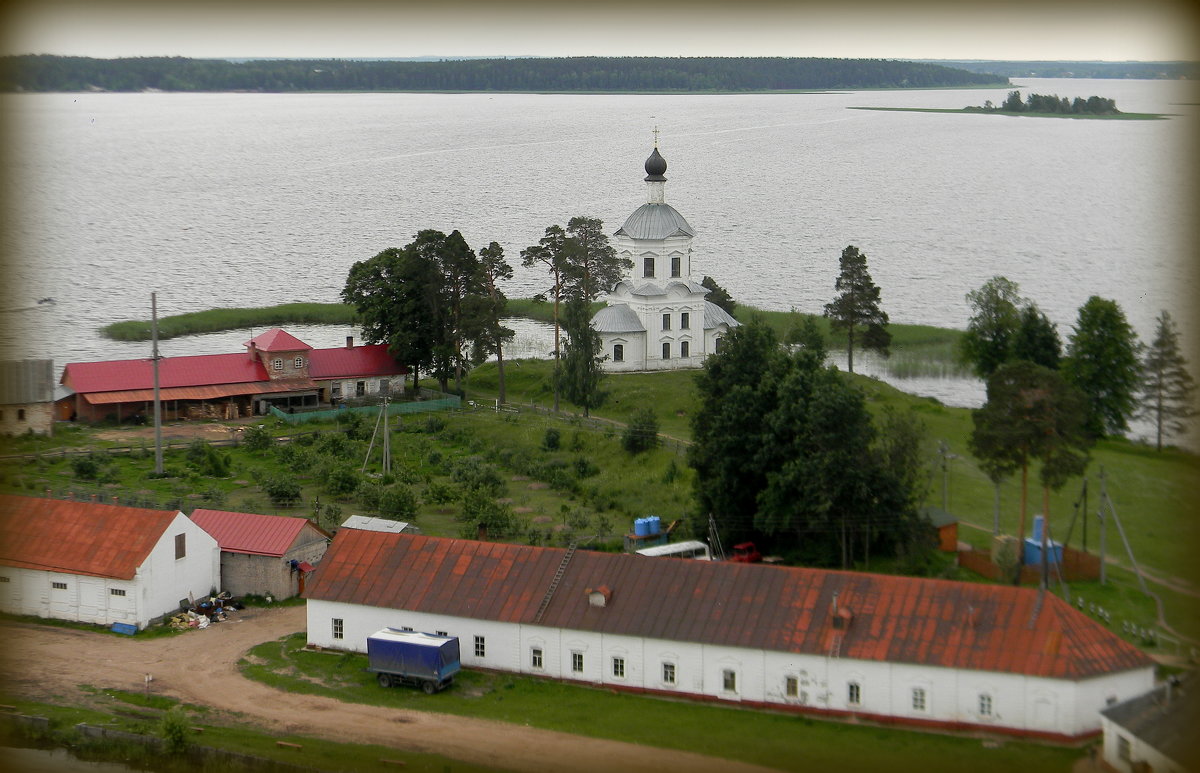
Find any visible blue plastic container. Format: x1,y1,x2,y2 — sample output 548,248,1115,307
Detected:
647,515,661,535
634,518,650,536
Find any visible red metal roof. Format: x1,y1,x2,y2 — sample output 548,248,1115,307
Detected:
190,508,328,557
0,495,179,580
308,344,406,379
62,353,266,394
305,531,1153,681
245,329,312,352
61,335,404,396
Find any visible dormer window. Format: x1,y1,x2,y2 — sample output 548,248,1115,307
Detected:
272,358,283,371
586,586,612,607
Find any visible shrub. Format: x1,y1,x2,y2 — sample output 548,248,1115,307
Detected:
242,424,272,452
424,480,459,505
542,428,561,451
323,464,361,498
622,408,660,454
71,454,100,480
378,484,418,521
450,456,506,496
459,489,516,539
316,431,351,456
262,474,301,507
424,415,446,434
159,706,191,754
573,455,599,479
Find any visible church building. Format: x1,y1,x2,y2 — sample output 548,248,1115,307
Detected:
592,143,738,372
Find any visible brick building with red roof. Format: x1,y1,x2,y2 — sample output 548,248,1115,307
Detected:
0,494,220,630
305,530,1155,740
190,508,330,599
58,329,406,422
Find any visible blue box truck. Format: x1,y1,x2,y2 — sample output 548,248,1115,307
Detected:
366,628,460,694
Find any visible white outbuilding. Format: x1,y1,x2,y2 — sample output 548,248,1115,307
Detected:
0,494,220,630
305,530,1155,741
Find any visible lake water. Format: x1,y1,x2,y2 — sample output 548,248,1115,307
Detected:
1,79,1196,437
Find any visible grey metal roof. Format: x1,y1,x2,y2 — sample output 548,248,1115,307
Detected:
619,279,707,298
0,360,54,404
592,304,645,334
1101,678,1200,765
703,301,740,330
340,515,414,534
615,203,695,240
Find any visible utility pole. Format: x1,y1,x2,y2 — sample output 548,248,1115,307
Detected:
151,292,163,476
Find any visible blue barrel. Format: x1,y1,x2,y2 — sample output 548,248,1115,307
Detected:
647,515,661,535
634,518,650,536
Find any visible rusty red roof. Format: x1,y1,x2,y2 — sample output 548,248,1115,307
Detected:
0,495,179,580
305,531,1153,681
190,509,329,557
245,329,312,352
62,352,266,394
308,344,406,379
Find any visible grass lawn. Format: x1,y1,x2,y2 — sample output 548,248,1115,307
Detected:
239,632,1083,773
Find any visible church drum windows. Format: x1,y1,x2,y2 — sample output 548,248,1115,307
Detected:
671,256,681,277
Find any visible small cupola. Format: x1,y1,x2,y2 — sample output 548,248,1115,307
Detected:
644,147,667,181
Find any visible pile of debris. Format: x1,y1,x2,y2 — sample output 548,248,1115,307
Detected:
167,591,245,631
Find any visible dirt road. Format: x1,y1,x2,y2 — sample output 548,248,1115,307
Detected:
0,607,779,773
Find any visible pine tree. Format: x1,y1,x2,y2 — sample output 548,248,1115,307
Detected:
1063,296,1142,438
1011,302,1061,369
1139,310,1196,450
823,245,890,374
558,297,607,417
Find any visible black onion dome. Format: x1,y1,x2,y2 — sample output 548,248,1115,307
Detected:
644,147,667,181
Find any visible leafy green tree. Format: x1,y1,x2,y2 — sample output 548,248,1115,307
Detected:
784,313,826,360
558,297,607,416
159,706,191,754
323,464,361,498
242,424,272,451
262,474,301,507
969,361,1091,560
1138,310,1196,451
1012,303,1061,369
521,225,571,411
823,245,891,374
473,242,516,403
459,488,516,539
1063,296,1142,437
378,484,418,521
622,407,661,454
960,276,1023,378
701,276,736,315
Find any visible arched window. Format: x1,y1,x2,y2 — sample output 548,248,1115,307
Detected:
613,344,624,362
979,693,993,716
848,681,861,705
272,358,283,371
912,687,927,711
294,356,304,368
714,337,724,353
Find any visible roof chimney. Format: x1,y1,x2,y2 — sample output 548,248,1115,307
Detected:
346,336,354,349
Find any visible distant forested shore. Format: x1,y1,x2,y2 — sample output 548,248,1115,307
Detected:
918,59,1199,80
0,55,1008,93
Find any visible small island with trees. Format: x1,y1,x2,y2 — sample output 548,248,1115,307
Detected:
852,89,1167,120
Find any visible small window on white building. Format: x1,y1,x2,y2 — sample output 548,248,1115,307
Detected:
722,669,737,693
0,576,10,583
612,657,625,678
681,312,690,329
613,344,624,362
643,257,655,278
571,651,584,673
662,313,671,330
356,381,366,396
848,681,861,706
714,337,724,354
294,356,304,368
912,687,927,712
273,358,283,371
1117,736,1131,762
786,676,799,697
531,648,543,670
332,618,344,639
474,635,486,658
52,581,67,590
662,342,670,360
979,693,993,716
110,588,126,597
662,662,675,685
680,341,690,358
175,533,186,559
671,256,681,277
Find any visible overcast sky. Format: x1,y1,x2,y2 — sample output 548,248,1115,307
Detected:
2,0,1196,62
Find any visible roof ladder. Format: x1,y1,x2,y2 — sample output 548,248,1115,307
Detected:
534,542,577,624
828,633,843,659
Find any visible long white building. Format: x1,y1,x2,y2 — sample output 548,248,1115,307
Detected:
304,531,1154,741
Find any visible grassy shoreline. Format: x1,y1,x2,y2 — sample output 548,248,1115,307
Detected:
849,106,1168,120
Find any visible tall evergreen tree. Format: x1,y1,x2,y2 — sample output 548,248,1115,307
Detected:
1063,296,1142,438
558,297,607,417
960,276,1024,378
1138,310,1196,451
1012,302,1061,369
521,225,571,411
473,242,516,404
562,215,629,303
701,275,737,316
823,245,891,374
